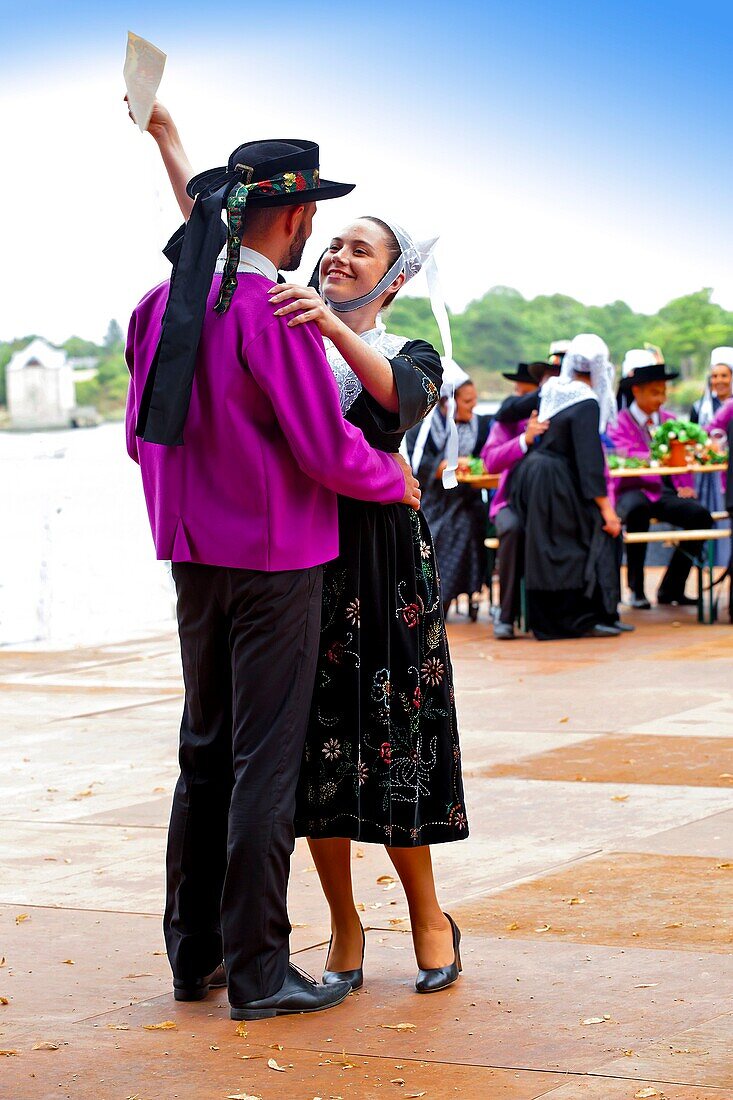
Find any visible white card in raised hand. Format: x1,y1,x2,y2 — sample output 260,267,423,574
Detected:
124,31,166,133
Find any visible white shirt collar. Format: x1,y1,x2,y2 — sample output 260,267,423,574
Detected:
214,246,278,283
629,401,659,427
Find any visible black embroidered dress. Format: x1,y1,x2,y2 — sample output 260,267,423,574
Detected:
294,327,469,847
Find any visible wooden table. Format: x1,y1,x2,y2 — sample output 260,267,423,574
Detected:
456,472,501,490
609,463,727,478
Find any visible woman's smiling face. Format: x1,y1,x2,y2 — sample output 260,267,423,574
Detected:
320,219,403,303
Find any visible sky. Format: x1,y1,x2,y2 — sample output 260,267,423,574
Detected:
1,0,733,344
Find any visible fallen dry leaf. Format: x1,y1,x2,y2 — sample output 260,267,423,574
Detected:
0,997,8,1005
0,1050,19,1056
391,1080,405,1086
716,862,733,870
15,914,30,925
406,1094,427,1098
634,983,658,989
226,1094,262,1100
32,1041,60,1051
267,1057,291,1071
0,957,5,967
664,922,683,929
107,1024,130,1031
611,794,629,802
380,1023,416,1032
388,918,405,925
581,1015,610,1025
534,924,552,933
142,1020,176,1031
506,921,519,931
123,973,153,979
234,1023,248,1038
355,848,365,858
269,1043,283,1050
623,1049,635,1056
62,959,75,965
377,875,396,885
567,898,585,906
634,1090,659,1099
71,789,94,800
559,716,569,723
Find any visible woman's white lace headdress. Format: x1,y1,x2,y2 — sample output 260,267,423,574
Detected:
539,333,617,433
322,218,460,488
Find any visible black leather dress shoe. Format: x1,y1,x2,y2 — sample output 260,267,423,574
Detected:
627,596,652,610
657,593,697,606
613,620,636,633
415,913,462,994
173,962,227,1002
323,924,365,991
230,964,351,1020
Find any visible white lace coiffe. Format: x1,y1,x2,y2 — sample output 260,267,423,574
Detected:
538,333,617,433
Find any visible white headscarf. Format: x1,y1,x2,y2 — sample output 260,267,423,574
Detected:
539,333,617,433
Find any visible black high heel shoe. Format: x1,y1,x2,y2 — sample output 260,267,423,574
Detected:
415,913,462,994
322,924,365,991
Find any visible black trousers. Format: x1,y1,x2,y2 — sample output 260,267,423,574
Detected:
617,489,711,600
165,562,323,1006
494,506,524,625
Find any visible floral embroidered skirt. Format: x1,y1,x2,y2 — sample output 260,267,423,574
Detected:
294,496,469,847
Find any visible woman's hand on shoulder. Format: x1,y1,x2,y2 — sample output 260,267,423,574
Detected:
268,284,340,341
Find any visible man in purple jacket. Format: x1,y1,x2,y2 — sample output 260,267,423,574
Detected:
126,138,419,1020
606,361,711,609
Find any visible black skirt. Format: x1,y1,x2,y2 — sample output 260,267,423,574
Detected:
294,496,469,847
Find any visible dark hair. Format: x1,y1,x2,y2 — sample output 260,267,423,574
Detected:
362,216,402,309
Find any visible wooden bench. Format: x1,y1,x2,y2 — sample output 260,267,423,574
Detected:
623,528,730,623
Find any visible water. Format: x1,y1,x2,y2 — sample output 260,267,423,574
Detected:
0,422,176,646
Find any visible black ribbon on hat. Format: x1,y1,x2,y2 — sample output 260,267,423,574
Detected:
135,169,240,446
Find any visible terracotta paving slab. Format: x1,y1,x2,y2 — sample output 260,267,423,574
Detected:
0,1040,568,1100
588,1011,733,1090
477,735,733,788
451,852,733,952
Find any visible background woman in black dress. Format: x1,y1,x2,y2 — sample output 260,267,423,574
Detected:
406,378,491,618
511,333,623,640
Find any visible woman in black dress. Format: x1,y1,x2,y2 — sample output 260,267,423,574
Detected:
406,378,491,618
145,103,467,992
271,220,467,990
511,334,623,640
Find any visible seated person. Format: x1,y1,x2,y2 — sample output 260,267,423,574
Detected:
482,363,547,639
606,361,712,609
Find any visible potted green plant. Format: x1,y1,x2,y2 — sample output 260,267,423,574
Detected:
651,420,709,468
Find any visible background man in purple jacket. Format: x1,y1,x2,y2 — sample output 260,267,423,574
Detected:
126,138,419,1020
606,362,711,609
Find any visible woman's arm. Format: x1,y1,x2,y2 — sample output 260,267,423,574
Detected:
128,98,195,221
269,284,399,411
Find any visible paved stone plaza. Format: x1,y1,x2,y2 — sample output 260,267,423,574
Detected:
1,593,732,1099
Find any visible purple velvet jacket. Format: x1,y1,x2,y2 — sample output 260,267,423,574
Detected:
481,418,528,520
125,273,404,571
606,408,694,506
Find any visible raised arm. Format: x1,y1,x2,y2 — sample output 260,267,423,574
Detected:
268,284,401,412
247,312,419,506
127,98,195,221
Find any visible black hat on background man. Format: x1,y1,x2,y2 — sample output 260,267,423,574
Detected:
528,359,562,385
502,363,537,385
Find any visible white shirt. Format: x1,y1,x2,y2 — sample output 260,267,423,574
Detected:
215,246,278,282
629,401,659,429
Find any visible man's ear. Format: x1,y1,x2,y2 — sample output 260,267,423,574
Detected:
283,204,306,237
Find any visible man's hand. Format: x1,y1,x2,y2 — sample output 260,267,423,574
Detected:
677,486,697,499
524,410,549,446
393,453,421,510
124,96,176,145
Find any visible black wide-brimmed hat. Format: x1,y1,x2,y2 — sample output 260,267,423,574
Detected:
625,362,679,386
136,140,355,446
528,360,561,384
502,362,538,385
